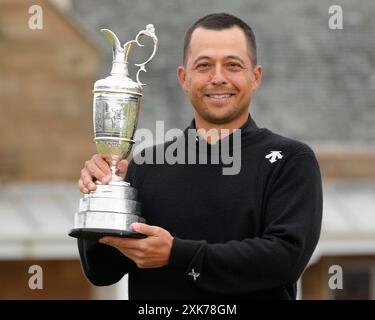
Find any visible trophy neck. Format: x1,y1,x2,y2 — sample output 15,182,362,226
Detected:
110,159,124,182
110,60,129,77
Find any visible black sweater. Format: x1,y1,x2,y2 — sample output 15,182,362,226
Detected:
78,115,322,300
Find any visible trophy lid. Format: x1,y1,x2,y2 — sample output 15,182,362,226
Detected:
93,25,158,96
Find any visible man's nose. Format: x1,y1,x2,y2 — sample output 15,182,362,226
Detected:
210,65,227,85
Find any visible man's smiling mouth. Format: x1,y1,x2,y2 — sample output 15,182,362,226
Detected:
206,93,234,99
205,93,235,99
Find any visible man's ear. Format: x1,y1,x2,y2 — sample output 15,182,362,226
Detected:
177,66,188,92
251,65,263,91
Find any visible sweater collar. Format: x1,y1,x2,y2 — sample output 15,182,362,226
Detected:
185,113,260,143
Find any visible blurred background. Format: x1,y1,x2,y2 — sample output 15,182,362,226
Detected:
0,0,374,299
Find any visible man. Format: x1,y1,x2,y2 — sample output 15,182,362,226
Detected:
77,13,322,299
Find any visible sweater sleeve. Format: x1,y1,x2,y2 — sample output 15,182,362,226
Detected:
77,159,138,286
168,153,323,295
78,239,136,286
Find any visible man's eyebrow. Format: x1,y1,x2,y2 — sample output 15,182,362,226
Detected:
192,55,247,66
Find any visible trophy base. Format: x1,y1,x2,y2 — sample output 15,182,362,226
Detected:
69,228,146,241
69,181,147,241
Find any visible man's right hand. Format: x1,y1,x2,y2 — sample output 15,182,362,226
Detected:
78,154,129,194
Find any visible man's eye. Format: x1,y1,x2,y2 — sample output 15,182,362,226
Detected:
227,63,242,70
196,63,210,70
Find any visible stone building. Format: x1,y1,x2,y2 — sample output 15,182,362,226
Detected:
0,0,98,299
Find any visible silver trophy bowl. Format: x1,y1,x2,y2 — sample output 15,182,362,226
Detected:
69,25,158,240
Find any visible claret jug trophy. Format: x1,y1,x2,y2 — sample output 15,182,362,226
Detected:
69,25,158,240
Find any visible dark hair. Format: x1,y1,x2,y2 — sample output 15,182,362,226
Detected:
183,13,257,66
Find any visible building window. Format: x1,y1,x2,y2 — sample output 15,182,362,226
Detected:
331,266,371,300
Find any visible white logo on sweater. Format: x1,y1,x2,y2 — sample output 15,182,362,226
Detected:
188,268,200,281
265,151,283,163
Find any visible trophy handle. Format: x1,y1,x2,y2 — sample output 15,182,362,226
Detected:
123,24,158,86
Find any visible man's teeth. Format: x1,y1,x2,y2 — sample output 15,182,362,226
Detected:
207,94,232,98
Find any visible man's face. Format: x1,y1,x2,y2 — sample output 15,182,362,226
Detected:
177,26,262,126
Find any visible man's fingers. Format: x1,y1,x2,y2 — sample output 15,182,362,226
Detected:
85,155,110,183
116,160,129,178
131,223,160,237
81,167,97,191
93,154,111,178
78,178,89,193
99,236,141,249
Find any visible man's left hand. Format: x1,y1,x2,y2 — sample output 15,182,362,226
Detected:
99,223,173,269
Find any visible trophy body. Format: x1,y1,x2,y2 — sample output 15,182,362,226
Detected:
69,25,158,240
